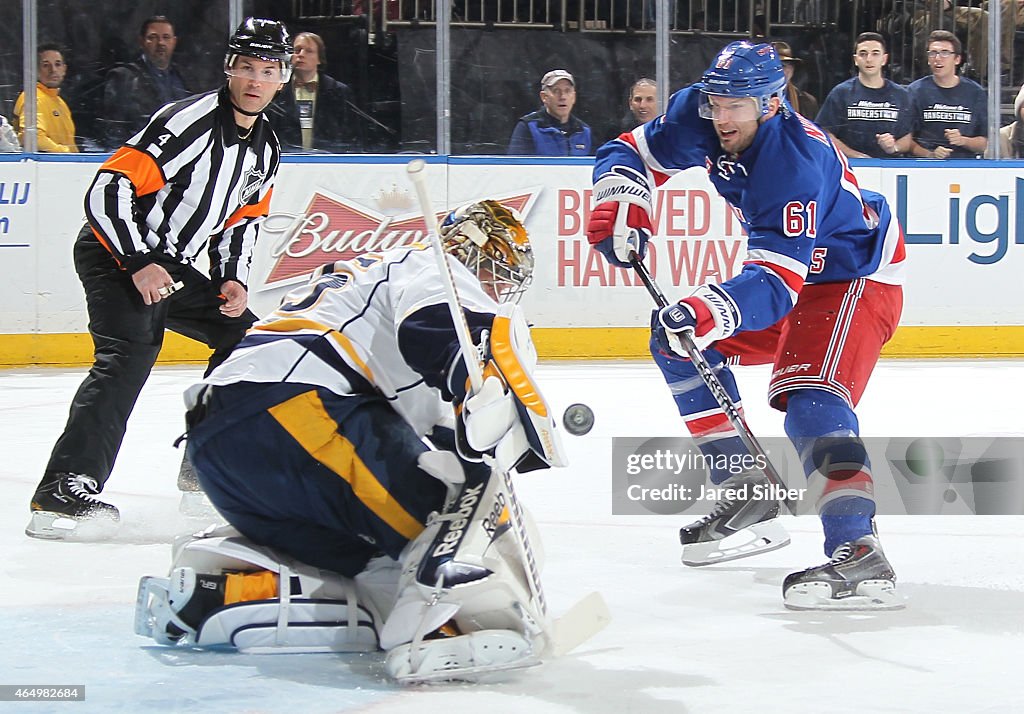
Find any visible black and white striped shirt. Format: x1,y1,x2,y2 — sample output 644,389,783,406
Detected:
85,86,280,287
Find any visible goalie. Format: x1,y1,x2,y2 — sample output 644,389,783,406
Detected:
135,200,569,683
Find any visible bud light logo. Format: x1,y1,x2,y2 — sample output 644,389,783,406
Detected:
897,174,1024,265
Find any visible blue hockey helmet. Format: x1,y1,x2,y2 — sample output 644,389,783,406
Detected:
700,41,786,118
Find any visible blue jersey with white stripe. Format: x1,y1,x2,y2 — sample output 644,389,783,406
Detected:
594,84,905,334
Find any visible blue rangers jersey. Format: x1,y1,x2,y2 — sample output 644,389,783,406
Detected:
594,84,905,334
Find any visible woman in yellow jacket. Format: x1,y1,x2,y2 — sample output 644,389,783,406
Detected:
13,43,78,153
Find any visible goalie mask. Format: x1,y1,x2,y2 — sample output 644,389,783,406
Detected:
439,200,534,303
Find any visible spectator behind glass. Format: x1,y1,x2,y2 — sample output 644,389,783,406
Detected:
13,43,78,152
508,70,592,156
266,32,360,153
815,33,914,158
998,84,1024,158
911,0,1020,84
907,30,987,159
621,78,658,132
773,41,819,118
99,16,192,149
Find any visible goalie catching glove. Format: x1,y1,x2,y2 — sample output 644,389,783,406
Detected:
587,165,654,267
653,283,742,355
449,303,567,473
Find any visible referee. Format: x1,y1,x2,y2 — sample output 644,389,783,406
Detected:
27,18,293,540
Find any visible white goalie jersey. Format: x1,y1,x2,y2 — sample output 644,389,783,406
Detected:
201,243,499,435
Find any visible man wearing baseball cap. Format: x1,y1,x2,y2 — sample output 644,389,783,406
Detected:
508,69,592,156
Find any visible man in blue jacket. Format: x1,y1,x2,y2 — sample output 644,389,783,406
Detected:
508,69,592,156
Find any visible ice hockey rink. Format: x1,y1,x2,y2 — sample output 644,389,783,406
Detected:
2,359,1022,713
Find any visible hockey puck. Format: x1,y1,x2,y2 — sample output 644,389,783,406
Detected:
562,403,595,436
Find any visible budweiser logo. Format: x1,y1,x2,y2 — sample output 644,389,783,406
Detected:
260,187,540,287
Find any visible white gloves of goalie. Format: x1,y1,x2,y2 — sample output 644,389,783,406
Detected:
462,376,518,453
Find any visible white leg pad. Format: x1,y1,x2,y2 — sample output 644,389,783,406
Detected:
380,472,547,657
135,528,385,652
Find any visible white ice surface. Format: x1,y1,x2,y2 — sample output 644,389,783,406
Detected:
2,360,1023,713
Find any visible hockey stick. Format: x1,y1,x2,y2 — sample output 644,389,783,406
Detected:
406,160,609,656
630,253,796,512
407,159,485,393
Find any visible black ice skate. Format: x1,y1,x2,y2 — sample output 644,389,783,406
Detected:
26,472,120,540
679,470,790,566
783,532,904,610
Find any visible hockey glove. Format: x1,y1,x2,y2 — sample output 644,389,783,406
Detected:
448,304,567,472
587,165,654,267
587,202,652,267
654,284,742,356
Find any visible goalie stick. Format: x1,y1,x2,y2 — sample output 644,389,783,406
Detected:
406,160,609,657
629,252,796,513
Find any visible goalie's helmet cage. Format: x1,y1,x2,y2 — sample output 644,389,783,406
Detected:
439,200,535,304
700,41,786,116
225,17,294,82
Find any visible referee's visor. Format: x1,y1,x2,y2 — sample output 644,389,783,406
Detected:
225,57,292,84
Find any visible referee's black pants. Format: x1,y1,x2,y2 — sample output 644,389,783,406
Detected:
43,225,257,489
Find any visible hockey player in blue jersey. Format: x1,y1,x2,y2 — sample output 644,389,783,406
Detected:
587,41,906,609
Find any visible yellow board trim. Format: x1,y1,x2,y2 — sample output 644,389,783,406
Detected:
529,326,1024,360
267,390,424,541
3,325,1024,367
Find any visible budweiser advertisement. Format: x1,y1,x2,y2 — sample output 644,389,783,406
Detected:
248,163,751,326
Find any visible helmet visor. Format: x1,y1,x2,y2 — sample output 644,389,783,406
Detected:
698,93,762,122
225,56,292,83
